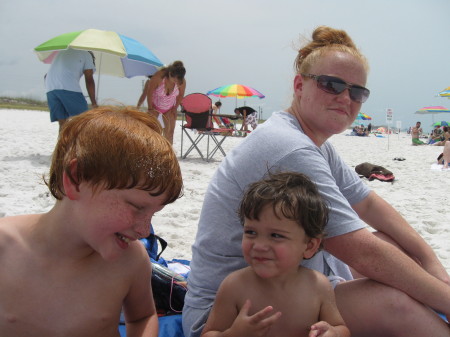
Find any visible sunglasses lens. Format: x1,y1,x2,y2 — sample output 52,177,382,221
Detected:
317,76,346,95
349,87,370,103
316,75,370,103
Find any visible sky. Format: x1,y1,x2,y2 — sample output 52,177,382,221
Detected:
1,0,450,132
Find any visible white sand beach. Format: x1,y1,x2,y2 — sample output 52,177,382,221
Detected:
1,109,449,273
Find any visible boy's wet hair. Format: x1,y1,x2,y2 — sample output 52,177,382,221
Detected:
239,171,328,239
46,106,183,205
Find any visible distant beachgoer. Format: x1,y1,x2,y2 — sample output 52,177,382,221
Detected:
367,122,372,133
443,141,450,168
434,126,450,146
411,121,425,145
146,61,186,145
234,106,258,131
45,49,97,132
429,125,444,144
211,101,224,127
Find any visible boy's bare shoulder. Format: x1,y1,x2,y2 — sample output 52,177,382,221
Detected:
0,213,39,226
0,214,40,243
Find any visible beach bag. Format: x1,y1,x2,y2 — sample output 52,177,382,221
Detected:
151,262,188,316
355,162,395,182
140,229,188,316
141,232,167,262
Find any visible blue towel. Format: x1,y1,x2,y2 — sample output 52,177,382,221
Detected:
119,314,184,337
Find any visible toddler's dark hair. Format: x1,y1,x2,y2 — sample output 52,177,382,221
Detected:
239,171,328,239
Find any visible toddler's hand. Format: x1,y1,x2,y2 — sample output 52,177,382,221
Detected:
230,299,281,337
309,321,334,337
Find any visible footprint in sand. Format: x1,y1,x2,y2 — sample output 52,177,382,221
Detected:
189,170,202,176
423,221,440,234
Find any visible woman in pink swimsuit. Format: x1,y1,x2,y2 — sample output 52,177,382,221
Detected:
145,61,186,144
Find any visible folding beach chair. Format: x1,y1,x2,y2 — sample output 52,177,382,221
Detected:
180,93,232,162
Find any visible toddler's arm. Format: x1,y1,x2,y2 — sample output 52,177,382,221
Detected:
309,273,350,337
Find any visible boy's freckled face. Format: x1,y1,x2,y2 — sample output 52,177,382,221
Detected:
242,205,310,279
76,184,166,261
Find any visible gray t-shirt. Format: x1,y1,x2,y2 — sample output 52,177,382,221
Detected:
185,111,370,310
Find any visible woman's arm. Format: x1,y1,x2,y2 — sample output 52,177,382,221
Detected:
175,79,186,109
352,191,450,284
324,228,450,319
146,72,163,112
137,80,150,108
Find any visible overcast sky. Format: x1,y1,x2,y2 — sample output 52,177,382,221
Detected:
1,0,450,131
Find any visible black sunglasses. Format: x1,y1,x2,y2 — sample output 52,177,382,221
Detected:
301,74,370,103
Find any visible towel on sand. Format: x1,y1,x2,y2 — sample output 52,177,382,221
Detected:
355,162,395,182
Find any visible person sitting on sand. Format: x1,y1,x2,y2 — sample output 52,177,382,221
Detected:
211,101,225,128
411,121,425,145
437,140,450,169
357,124,368,136
443,140,450,168
183,26,450,337
428,125,444,144
433,126,450,146
0,106,183,337
201,172,350,337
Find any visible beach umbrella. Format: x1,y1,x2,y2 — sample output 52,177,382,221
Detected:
356,112,372,120
376,127,387,133
415,106,450,124
207,84,265,108
207,84,265,99
415,106,450,114
34,29,164,98
432,121,449,127
438,87,450,98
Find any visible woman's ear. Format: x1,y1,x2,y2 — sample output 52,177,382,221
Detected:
62,159,80,200
293,74,304,96
303,237,321,259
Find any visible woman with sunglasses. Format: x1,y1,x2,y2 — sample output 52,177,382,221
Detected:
183,26,450,337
